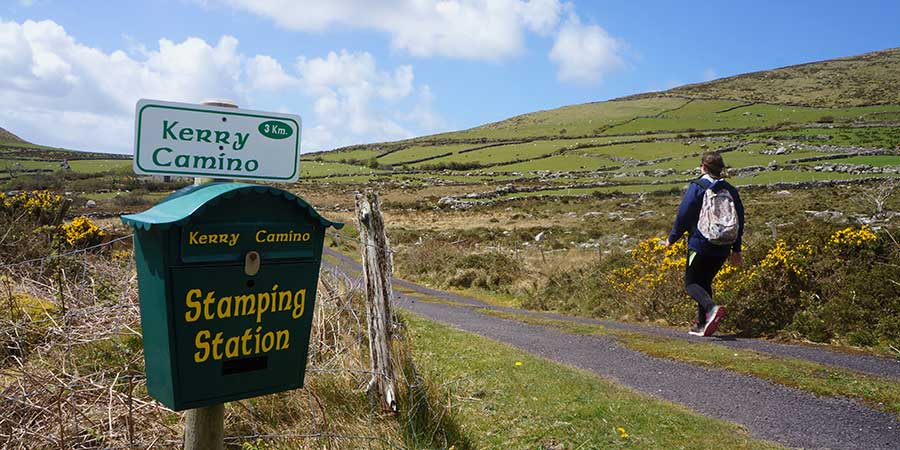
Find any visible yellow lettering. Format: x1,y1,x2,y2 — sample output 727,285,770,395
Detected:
261,331,274,352
256,292,271,323
229,233,239,246
212,332,224,360
189,231,199,245
208,234,218,244
225,336,240,358
278,290,292,312
198,235,208,244
194,330,210,362
276,329,289,350
235,294,256,316
185,289,202,322
203,291,217,320
255,230,266,242
217,296,232,319
241,327,253,355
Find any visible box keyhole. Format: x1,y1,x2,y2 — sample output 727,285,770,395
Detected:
245,251,260,276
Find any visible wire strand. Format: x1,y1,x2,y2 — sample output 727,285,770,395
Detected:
0,234,133,270
326,230,395,254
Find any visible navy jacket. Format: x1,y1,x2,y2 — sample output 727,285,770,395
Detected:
668,177,745,257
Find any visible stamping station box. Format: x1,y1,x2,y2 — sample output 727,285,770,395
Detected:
122,183,342,410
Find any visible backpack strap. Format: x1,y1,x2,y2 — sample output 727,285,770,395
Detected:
692,177,727,192
691,178,713,190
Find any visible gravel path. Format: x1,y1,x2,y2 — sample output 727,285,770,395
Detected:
324,250,900,380
323,250,900,449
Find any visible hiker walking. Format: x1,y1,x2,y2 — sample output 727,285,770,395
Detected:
667,152,744,336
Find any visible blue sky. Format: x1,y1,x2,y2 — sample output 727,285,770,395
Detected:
1,0,898,154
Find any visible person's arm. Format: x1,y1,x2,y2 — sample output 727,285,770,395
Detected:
729,185,745,265
668,182,702,245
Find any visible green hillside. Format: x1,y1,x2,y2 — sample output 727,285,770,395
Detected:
621,47,900,107
0,126,26,145
297,47,900,198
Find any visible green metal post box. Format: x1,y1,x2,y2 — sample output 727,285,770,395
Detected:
121,182,342,411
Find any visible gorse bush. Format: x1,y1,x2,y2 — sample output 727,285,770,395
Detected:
607,238,689,322
429,219,899,350
0,191,106,263
0,190,65,261
62,216,106,247
0,190,64,224
580,223,898,347
716,224,899,347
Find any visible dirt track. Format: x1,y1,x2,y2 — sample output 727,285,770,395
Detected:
323,249,900,449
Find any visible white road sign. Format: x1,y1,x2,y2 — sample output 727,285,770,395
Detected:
134,99,301,182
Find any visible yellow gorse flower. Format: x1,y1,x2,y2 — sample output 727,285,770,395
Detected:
826,225,877,250
755,239,812,277
62,216,106,246
608,237,687,293
1,190,63,218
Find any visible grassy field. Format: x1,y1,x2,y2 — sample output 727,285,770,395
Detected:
309,147,381,163
67,159,132,173
606,103,900,135
622,47,900,107
300,160,386,177
428,97,689,141
483,153,619,173
378,143,475,166
405,313,784,449
0,158,59,171
581,140,727,161
413,140,566,167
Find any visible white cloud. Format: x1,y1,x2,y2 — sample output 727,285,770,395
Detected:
295,51,417,147
548,13,623,84
220,1,628,87
515,0,563,34
0,19,441,153
245,55,299,91
402,85,446,132
221,0,563,60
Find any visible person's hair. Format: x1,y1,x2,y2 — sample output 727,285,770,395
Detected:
701,151,725,178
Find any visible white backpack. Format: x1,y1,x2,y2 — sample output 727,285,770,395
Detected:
695,179,739,246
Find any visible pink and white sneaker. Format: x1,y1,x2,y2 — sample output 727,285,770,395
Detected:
702,305,726,337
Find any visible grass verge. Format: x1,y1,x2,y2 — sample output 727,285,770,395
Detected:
404,312,784,449
476,308,900,417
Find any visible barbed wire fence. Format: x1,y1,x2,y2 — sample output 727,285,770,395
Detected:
0,230,406,449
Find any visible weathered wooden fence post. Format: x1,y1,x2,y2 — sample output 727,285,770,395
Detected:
355,189,398,413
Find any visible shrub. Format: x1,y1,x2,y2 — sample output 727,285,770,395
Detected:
0,190,67,261
531,222,899,349
606,238,689,321
397,240,523,294
62,216,106,248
